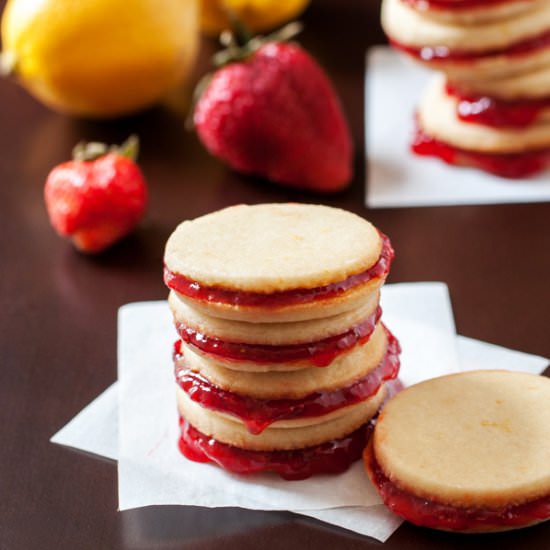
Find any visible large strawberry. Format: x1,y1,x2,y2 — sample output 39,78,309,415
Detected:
193,24,353,192
44,136,148,253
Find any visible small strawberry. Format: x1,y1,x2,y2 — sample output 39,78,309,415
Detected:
193,23,353,192
44,135,148,253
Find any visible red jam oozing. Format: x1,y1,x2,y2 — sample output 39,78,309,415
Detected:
411,121,550,177
390,28,550,62
446,83,550,128
164,234,393,308
367,451,550,530
402,0,530,10
179,417,375,480
176,307,382,368
175,328,401,435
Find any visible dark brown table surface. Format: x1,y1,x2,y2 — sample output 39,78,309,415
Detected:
1,1,549,548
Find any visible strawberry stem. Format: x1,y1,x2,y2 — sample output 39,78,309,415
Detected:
72,135,139,162
72,141,108,162
212,21,303,67
117,135,139,161
223,7,253,47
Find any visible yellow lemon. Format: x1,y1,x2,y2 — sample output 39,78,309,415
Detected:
1,0,200,117
201,0,310,35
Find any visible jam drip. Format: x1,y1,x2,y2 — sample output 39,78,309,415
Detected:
174,328,401,435
367,451,550,530
446,83,550,129
403,0,529,10
179,417,375,480
177,307,382,368
390,28,550,62
164,234,393,307
411,121,550,177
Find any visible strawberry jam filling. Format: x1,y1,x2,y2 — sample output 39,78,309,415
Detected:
446,83,550,128
411,121,550,177
164,233,393,307
179,416,375,480
390,28,550,62
402,0,531,10
367,451,550,530
176,307,382,368
175,328,401,435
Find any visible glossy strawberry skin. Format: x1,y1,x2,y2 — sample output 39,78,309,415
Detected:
44,154,148,253
194,42,353,192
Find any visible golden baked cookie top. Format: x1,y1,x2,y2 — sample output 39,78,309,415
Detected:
372,370,550,508
164,203,383,292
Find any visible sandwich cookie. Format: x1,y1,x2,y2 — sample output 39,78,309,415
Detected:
177,383,388,448
382,0,550,79
169,289,382,371
164,203,393,323
174,324,400,434
177,321,390,398
178,383,388,480
414,75,550,177
364,370,550,532
180,415,375,481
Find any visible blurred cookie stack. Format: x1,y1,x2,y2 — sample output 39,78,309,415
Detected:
163,203,400,480
382,0,550,177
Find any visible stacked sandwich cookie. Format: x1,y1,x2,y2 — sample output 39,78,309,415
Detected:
365,370,550,532
382,0,550,177
163,203,401,480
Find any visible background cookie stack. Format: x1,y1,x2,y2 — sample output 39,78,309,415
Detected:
163,203,400,480
382,0,550,178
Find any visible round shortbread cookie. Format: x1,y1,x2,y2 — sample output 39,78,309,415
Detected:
164,204,387,322
169,289,380,346
441,44,550,82
382,0,550,79
165,204,382,292
178,322,388,398
172,276,383,323
402,0,541,24
418,75,550,152
370,371,550,509
177,383,387,451
383,0,550,53
453,62,550,100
